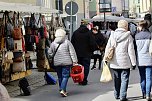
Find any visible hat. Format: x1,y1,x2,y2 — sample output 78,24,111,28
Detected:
117,20,128,30
81,19,88,25
55,28,66,38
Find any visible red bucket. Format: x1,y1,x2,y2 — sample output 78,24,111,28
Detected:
70,65,84,83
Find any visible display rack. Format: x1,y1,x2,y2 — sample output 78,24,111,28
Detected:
0,1,58,83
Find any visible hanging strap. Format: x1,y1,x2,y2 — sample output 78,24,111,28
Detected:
52,43,61,58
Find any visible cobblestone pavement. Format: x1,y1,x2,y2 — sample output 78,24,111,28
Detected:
5,59,95,97
5,61,57,97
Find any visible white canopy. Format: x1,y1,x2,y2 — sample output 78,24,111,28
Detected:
88,15,133,22
0,1,58,14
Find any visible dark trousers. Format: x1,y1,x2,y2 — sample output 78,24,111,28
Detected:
113,69,130,99
92,54,102,69
78,57,91,82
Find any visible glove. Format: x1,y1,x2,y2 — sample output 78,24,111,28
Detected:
132,65,136,70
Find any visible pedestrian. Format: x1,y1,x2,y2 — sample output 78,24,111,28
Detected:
71,20,96,85
106,22,117,38
144,14,152,33
135,20,152,101
48,28,78,97
91,26,107,70
103,20,136,101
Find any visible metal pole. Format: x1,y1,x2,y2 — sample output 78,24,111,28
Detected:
103,0,106,31
70,0,73,40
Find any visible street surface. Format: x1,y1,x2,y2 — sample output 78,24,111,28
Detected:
7,61,146,101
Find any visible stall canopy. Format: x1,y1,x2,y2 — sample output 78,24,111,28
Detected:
0,1,58,14
87,15,133,22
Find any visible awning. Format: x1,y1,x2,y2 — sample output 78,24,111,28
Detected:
88,15,132,22
0,1,59,14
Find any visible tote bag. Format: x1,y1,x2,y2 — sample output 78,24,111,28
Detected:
104,32,116,61
100,62,112,83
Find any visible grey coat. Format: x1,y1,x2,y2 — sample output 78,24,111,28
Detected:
48,37,78,66
135,30,152,66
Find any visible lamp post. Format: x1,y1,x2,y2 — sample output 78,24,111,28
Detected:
99,0,106,31
70,0,73,40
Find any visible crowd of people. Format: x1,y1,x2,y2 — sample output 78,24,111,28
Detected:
48,13,152,101
1,13,152,101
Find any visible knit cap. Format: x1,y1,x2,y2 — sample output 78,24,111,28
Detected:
117,20,128,30
55,28,66,38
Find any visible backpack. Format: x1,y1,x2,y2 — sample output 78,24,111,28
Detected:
18,77,31,96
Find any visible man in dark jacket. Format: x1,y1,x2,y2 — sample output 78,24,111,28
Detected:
91,26,107,70
71,20,96,85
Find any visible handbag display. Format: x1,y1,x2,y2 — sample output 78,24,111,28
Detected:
37,49,45,60
14,39,22,51
100,62,112,83
12,61,24,72
13,51,23,62
37,38,45,49
5,37,14,51
13,27,22,40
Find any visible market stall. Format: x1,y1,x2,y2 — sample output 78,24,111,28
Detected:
0,1,59,83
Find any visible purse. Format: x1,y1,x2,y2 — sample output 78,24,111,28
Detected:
13,27,22,40
100,62,112,83
47,43,61,72
13,51,23,62
104,32,116,61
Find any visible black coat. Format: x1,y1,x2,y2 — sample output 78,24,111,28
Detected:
92,32,107,50
71,25,96,58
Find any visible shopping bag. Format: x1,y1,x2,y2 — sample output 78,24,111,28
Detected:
100,62,112,83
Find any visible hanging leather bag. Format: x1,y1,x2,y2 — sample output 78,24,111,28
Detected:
5,37,14,51
13,28,22,40
13,51,23,62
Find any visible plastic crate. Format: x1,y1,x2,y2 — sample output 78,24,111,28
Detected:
70,65,84,83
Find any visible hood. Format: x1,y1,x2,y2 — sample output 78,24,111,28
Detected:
78,25,89,33
114,28,130,43
54,36,66,44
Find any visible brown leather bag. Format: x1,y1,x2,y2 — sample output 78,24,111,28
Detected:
13,28,22,40
12,62,24,72
13,52,23,62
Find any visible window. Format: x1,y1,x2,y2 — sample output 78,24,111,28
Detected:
99,0,111,3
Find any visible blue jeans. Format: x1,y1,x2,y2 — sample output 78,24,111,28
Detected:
113,69,130,99
138,66,152,97
56,65,71,91
78,57,91,82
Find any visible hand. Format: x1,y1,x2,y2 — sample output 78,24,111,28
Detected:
73,62,78,66
104,61,108,64
132,65,136,70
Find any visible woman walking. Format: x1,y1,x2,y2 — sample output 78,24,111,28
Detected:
48,28,78,97
135,20,152,101
104,20,136,101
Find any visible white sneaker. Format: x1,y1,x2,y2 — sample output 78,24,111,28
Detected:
60,90,67,97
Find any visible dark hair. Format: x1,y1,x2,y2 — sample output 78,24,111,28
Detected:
109,22,117,31
144,14,151,21
139,20,149,29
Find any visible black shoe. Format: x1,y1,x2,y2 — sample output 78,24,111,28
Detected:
79,80,88,85
120,98,128,101
142,94,146,99
115,97,120,100
91,66,96,70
